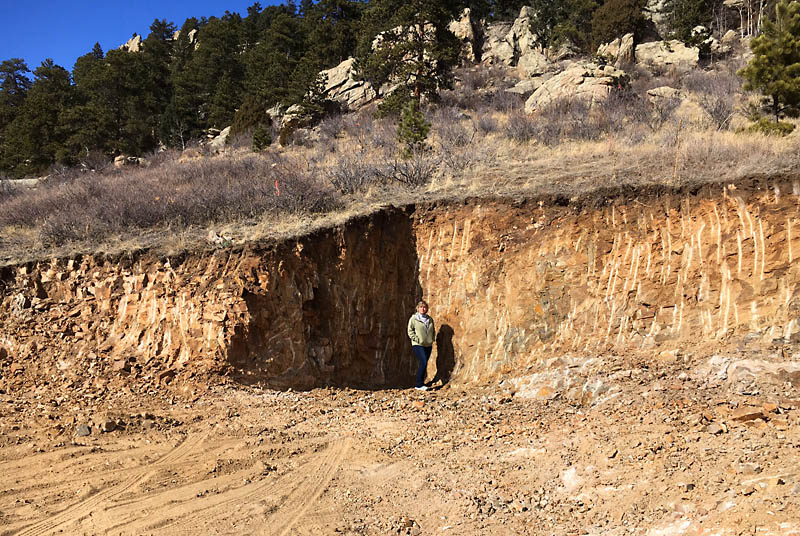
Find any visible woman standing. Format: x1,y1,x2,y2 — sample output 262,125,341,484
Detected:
407,300,435,391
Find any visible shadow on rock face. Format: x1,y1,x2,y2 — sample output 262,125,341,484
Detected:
228,207,423,391
434,324,455,385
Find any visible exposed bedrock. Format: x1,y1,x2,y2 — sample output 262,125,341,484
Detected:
2,179,800,392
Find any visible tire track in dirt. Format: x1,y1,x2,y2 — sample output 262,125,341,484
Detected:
269,436,351,536
12,433,206,536
130,436,351,534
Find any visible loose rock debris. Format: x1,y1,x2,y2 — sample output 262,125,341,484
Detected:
0,349,798,535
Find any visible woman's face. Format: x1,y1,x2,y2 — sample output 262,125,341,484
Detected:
417,304,428,314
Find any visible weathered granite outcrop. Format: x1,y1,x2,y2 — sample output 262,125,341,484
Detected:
448,8,478,61
119,34,142,53
636,40,700,74
481,6,549,76
596,33,635,68
319,58,377,111
524,62,628,112
644,0,671,38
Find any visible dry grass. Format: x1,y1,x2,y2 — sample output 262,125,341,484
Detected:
1,62,799,266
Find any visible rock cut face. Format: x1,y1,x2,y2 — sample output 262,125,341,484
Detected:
3,180,800,392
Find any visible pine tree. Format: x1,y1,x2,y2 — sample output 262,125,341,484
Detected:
2,60,75,176
65,46,117,156
302,0,365,67
665,0,714,42
184,15,245,131
357,0,462,114
162,17,202,147
141,19,177,134
592,0,647,47
551,0,599,53
738,0,800,123
0,58,32,133
208,72,239,128
241,6,305,110
397,99,431,157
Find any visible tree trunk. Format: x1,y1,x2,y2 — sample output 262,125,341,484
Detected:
774,95,780,123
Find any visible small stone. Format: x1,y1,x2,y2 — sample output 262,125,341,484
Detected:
76,424,91,437
732,407,764,422
740,485,758,496
412,400,425,409
143,419,156,430
762,402,779,413
735,462,762,475
100,420,116,433
112,358,130,373
705,422,726,435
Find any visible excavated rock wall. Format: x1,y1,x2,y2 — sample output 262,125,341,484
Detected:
1,179,799,392
420,180,800,385
0,210,420,391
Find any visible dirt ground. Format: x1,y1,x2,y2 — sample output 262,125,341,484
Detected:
1,346,799,536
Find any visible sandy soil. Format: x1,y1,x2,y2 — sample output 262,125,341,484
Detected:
1,348,799,536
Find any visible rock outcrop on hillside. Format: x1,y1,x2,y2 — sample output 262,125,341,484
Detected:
635,40,700,74
524,62,628,112
319,58,377,111
448,8,477,61
481,7,549,77
596,33,635,68
208,126,231,153
119,34,142,52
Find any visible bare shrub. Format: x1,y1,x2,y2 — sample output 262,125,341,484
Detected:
368,118,397,151
476,113,498,134
542,99,595,141
504,112,538,143
460,67,494,92
76,150,112,173
439,87,484,110
658,119,683,147
389,154,440,188
434,107,475,148
506,99,602,146
649,97,682,131
459,63,507,88
318,114,348,140
682,70,741,130
225,129,255,150
699,94,736,130
142,147,181,168
326,153,389,194
629,65,681,94
0,155,341,246
339,113,396,151
486,90,526,114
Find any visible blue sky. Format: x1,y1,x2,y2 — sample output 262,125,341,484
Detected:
0,1,280,73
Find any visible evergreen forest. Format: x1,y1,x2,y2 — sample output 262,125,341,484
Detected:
0,0,769,178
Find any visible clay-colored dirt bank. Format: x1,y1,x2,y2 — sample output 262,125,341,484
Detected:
2,179,800,392
1,180,799,535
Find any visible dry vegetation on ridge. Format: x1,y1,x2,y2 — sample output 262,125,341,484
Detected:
1,61,799,265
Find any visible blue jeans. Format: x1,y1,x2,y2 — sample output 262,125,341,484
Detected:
412,345,432,388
